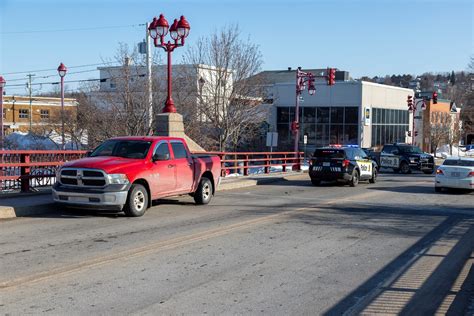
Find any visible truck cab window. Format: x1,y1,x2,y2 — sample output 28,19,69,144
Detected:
171,142,188,159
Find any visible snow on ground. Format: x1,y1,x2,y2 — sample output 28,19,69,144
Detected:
435,144,474,158
4,131,86,150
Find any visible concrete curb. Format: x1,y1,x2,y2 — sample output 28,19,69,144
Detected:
1,172,306,220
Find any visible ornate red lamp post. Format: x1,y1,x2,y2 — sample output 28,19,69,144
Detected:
57,63,67,149
292,68,316,169
148,14,190,113
0,75,6,150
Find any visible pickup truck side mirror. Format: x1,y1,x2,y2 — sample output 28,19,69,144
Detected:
153,153,170,161
392,150,399,155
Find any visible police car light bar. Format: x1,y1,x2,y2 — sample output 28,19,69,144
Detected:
346,144,359,148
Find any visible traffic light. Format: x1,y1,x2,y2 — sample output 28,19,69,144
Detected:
407,131,412,137
407,95,413,111
414,131,418,137
291,121,300,132
432,91,438,104
327,68,336,86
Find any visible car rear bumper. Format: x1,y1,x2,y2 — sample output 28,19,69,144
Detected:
435,177,474,190
52,183,129,210
309,171,352,182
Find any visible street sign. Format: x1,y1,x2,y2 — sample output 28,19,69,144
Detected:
266,132,278,148
303,134,308,144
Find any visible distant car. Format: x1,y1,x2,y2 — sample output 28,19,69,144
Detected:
435,157,474,192
378,143,434,174
309,146,378,187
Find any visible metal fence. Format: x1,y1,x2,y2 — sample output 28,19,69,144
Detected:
0,150,302,193
198,151,304,177
0,150,87,193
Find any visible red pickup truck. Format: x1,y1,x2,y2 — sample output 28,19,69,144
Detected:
53,136,221,217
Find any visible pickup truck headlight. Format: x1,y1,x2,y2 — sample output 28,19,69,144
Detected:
107,174,129,185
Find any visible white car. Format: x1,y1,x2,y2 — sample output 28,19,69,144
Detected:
435,157,474,192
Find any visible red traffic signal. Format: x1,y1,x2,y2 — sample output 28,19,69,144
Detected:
291,121,300,132
432,91,438,104
407,95,413,110
327,68,336,86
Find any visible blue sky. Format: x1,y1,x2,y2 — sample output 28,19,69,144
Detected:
0,0,472,94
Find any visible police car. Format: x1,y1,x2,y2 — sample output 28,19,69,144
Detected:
309,145,378,187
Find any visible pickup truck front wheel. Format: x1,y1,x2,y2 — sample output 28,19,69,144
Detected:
123,184,148,217
194,177,213,205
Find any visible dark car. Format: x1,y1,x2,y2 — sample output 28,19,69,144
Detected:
309,146,378,187
379,143,434,174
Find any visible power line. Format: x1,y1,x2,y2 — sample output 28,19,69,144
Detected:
4,68,101,82
2,63,118,75
1,24,144,35
4,73,147,88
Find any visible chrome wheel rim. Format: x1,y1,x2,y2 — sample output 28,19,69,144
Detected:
133,190,145,211
203,183,211,200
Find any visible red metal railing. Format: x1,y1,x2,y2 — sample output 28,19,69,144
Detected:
197,151,304,177
0,150,87,193
0,150,303,193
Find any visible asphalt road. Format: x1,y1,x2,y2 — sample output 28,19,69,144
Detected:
1,172,473,315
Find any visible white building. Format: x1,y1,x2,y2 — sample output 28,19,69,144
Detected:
259,69,414,150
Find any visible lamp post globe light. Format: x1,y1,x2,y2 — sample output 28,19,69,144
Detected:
0,75,6,150
148,14,190,113
57,63,67,150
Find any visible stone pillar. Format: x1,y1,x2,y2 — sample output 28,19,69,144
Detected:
154,112,205,152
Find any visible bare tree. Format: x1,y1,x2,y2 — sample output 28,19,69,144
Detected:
430,112,451,155
182,25,265,151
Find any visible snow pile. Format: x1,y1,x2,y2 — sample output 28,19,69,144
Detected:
435,144,474,158
4,131,87,150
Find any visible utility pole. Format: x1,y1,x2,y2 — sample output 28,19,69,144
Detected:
146,22,153,134
27,74,35,133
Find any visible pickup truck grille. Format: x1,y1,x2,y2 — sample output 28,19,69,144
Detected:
60,168,107,187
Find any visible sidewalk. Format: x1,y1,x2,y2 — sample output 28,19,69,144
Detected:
0,171,306,219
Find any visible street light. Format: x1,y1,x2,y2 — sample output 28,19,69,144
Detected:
0,75,6,150
292,68,316,170
148,14,190,113
57,63,67,150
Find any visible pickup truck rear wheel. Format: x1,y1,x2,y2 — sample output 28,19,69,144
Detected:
194,177,213,205
123,184,148,217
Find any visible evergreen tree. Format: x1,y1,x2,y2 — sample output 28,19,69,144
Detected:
450,70,456,85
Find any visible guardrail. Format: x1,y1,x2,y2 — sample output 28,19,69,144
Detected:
0,150,87,193
0,150,303,193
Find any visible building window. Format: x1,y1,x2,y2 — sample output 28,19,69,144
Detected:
276,106,359,148
371,108,409,147
109,79,117,89
40,109,50,119
19,109,29,119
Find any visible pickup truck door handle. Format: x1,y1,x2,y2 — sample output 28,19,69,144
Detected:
168,164,175,168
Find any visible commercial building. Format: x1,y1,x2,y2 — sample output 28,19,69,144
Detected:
1,96,78,134
261,69,414,151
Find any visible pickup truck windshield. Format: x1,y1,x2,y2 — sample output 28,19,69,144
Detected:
398,146,423,154
90,140,152,159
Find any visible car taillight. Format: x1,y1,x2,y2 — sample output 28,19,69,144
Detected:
436,169,444,175
468,171,474,177
342,159,350,168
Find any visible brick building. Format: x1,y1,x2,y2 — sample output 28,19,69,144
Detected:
1,96,78,135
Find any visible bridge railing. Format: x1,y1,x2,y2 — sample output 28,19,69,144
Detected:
0,150,87,193
0,150,303,193
196,151,304,178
